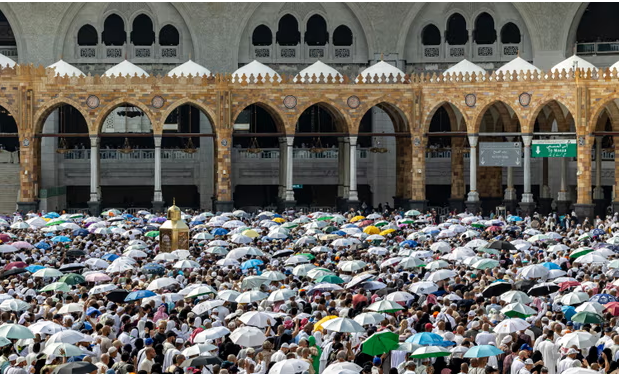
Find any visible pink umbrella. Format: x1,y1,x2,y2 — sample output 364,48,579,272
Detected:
11,241,33,249
85,272,112,283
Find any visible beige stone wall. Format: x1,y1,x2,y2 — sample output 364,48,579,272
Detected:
0,65,617,205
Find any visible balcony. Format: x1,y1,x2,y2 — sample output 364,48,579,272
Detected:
252,44,354,63
0,46,17,61
234,148,369,159
63,149,197,161
576,42,619,56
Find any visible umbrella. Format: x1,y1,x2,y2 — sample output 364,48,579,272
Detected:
353,312,385,326
560,292,589,306
361,331,399,355
53,362,98,374
33,268,63,278
482,282,513,298
59,273,85,285
105,290,130,303
493,318,530,334
182,343,218,357
570,311,603,324
501,302,537,318
236,291,268,304
124,290,156,302
321,317,365,333
0,324,34,339
500,291,533,304
268,359,310,374
528,282,559,296
144,231,159,238
367,300,404,313
194,327,231,343
181,356,222,368
520,264,550,279
605,302,619,316
218,290,241,302
0,299,30,312
43,343,84,357
557,332,597,349
146,277,178,291
410,346,451,359
409,281,438,295
47,330,93,345
324,362,363,374
230,326,266,347
406,332,451,346
0,268,27,278
239,312,274,328
51,236,71,243
428,269,456,282
463,345,504,358
40,282,71,293
315,274,345,284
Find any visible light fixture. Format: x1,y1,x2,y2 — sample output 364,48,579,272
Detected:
183,137,197,154
119,137,132,154
246,105,262,154
369,138,387,153
56,106,69,153
310,137,325,153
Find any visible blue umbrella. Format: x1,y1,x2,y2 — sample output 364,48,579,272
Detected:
399,240,418,248
35,241,50,250
124,290,156,302
25,265,45,273
102,253,120,261
211,228,228,236
122,214,134,219
342,224,358,228
562,305,576,321
190,221,204,226
142,263,165,275
405,332,453,346
72,228,89,237
541,262,560,270
463,345,504,358
51,236,71,243
273,214,283,218
85,307,101,316
241,259,264,270
43,212,60,219
507,216,523,222
590,228,605,237
590,294,618,304
331,230,346,236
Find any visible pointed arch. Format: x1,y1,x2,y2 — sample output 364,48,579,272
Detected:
94,99,155,135
354,99,411,133
472,100,520,134
423,101,468,134
295,101,351,134
0,100,19,131
231,100,286,135
160,99,217,136
33,97,92,136
525,98,575,134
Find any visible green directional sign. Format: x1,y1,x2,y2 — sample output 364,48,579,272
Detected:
531,140,577,158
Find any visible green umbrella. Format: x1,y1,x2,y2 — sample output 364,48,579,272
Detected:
410,346,451,359
46,220,65,227
315,274,345,284
478,247,501,256
59,273,86,286
317,216,334,221
610,259,619,269
282,222,299,229
569,248,594,259
501,302,537,318
0,324,34,339
40,282,71,293
471,223,486,229
374,221,389,227
69,214,84,219
399,219,414,225
298,253,316,261
145,231,160,238
571,311,603,324
362,331,399,356
404,210,421,217
323,226,338,234
472,259,500,270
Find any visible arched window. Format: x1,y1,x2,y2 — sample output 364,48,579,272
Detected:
446,13,468,45
576,3,619,43
159,25,179,46
276,14,300,46
131,14,155,46
305,14,328,46
422,24,441,45
333,25,352,46
500,23,521,44
0,11,16,47
473,12,496,44
102,14,126,46
77,24,98,46
252,25,272,46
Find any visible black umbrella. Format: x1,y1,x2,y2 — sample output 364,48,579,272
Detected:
66,249,86,258
0,268,27,278
273,249,294,258
487,241,516,251
481,282,513,298
375,287,397,297
528,283,560,297
53,361,98,374
181,356,222,368
515,279,537,293
105,289,130,303
59,263,85,273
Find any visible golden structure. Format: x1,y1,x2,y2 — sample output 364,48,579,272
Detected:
0,64,617,220
159,199,189,253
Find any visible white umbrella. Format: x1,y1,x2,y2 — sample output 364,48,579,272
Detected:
465,239,488,249
267,289,296,302
425,260,450,270
230,234,252,244
398,257,425,269
85,258,109,269
560,292,589,306
153,253,178,262
216,258,240,267
47,330,93,346
261,271,286,281
500,291,533,304
28,321,65,335
186,285,217,298
385,291,416,303
519,264,550,279
430,242,451,253
548,244,570,252
57,303,84,315
217,290,241,302
321,317,365,333
181,343,218,357
106,262,134,273
427,269,456,282
575,302,604,314
230,326,266,347
557,332,597,349
192,300,225,316
285,255,310,265
337,260,367,272
43,343,84,357
353,312,385,326
194,326,230,343
33,268,63,278
146,277,178,291
10,222,30,230
409,281,438,295
367,300,404,312
493,318,530,334
171,249,191,259
269,359,310,374
239,311,274,328
173,260,200,269
236,291,268,304
574,253,608,264
324,362,363,374
89,284,117,295
0,299,30,312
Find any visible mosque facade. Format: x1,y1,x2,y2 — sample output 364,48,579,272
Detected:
0,2,617,220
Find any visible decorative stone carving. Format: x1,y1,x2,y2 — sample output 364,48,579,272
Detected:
86,95,100,109
465,94,476,107
283,95,297,109
347,96,360,109
151,96,164,109
424,47,440,58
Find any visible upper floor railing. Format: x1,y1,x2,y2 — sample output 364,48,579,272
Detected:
234,148,369,159
63,149,197,160
576,41,619,56
0,46,17,60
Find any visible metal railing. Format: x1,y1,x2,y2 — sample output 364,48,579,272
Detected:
425,149,471,159
576,41,619,55
63,149,197,160
0,46,18,59
592,149,616,161
234,148,369,159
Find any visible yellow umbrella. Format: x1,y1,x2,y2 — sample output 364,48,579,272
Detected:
363,226,380,235
272,218,286,223
242,229,260,238
314,315,338,331
379,228,396,236
350,215,365,223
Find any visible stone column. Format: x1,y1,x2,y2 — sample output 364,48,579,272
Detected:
448,137,465,212
337,138,344,198
465,135,480,214
574,135,595,221
592,136,606,217
152,135,164,213
347,135,359,208
339,137,350,211
278,137,286,201
503,137,518,213
214,131,234,212
88,136,101,216
17,136,40,213
614,136,619,213
556,157,571,214
519,135,536,216
407,136,427,212
538,157,553,215
283,136,295,206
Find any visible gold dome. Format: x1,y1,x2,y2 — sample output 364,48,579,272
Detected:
167,198,182,221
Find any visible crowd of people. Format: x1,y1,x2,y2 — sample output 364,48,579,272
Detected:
0,206,616,374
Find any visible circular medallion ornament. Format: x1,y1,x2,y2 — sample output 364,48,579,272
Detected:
578,136,585,146
519,92,531,107
413,137,421,147
465,94,476,108
283,95,297,109
151,96,165,109
347,95,360,109
86,95,100,109
221,139,228,147
22,138,30,147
